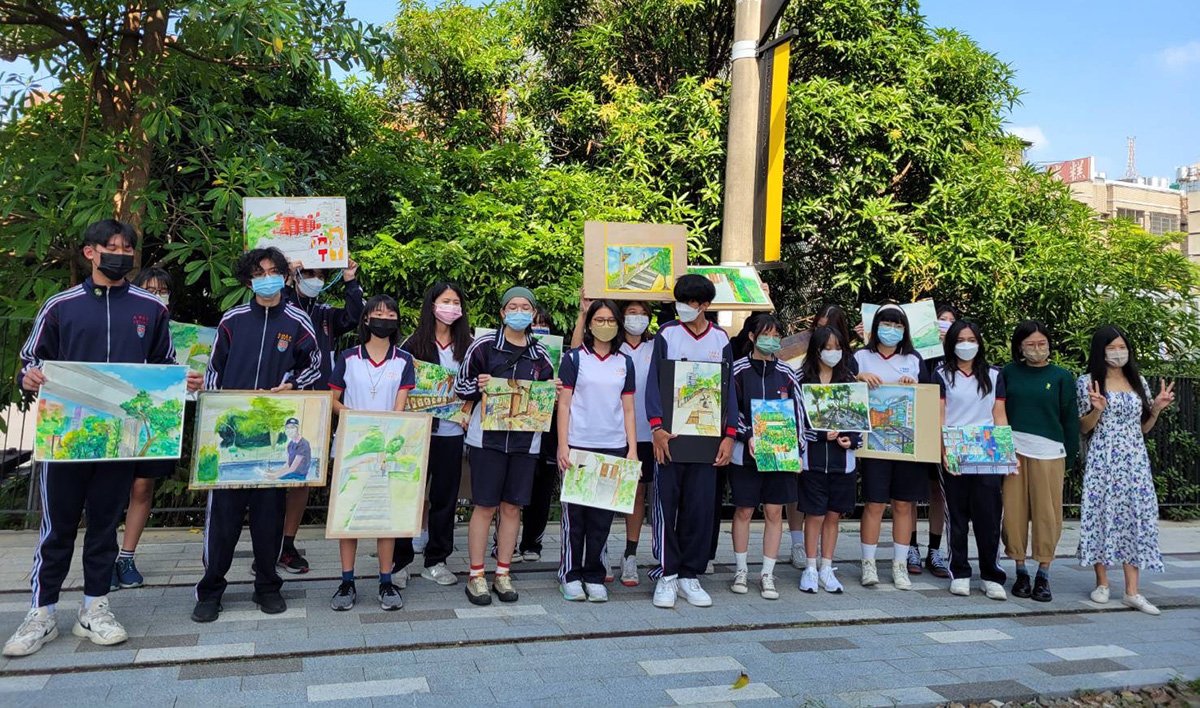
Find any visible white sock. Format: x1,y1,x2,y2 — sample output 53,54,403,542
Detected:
40,604,55,615
790,530,804,545
734,552,748,572
893,543,908,561
805,557,817,571
82,594,100,610
761,557,776,576
861,543,877,561
820,558,833,571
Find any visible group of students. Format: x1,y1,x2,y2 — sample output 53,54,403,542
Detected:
2,219,1175,658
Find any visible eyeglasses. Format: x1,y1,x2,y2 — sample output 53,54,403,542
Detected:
592,318,618,326
1023,343,1049,351
144,288,170,297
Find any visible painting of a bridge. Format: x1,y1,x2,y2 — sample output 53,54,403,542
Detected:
406,360,472,426
481,379,556,432
583,221,687,301
671,361,722,437
243,196,347,269
34,362,188,462
605,246,674,294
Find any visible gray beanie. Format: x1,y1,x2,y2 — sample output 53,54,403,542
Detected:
501,286,537,309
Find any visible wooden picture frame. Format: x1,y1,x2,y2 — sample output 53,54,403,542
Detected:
583,221,687,301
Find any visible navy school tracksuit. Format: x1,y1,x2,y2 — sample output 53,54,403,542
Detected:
19,278,175,607
645,321,739,581
284,280,364,391
728,357,804,507
195,300,320,603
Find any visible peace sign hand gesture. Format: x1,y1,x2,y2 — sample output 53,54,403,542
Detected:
1152,380,1176,414
1087,381,1107,414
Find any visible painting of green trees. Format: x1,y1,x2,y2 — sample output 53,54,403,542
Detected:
169,322,218,376
751,399,802,472
800,383,871,433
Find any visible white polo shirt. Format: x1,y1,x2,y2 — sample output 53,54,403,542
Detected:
620,339,654,443
937,363,1005,427
329,345,416,412
853,349,925,384
560,345,636,450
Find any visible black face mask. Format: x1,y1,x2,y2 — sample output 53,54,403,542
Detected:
367,318,399,339
97,252,134,281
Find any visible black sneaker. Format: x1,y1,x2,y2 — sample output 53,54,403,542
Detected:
330,581,356,611
253,591,287,614
1031,575,1052,603
277,549,309,574
378,583,404,611
1011,572,1032,599
191,599,222,623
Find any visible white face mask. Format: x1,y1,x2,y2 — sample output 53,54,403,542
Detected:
624,315,650,336
675,302,701,323
954,342,979,361
297,277,324,298
819,349,843,367
1105,350,1129,368
156,293,170,308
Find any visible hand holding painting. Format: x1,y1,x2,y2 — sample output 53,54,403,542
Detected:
186,371,202,392
21,366,46,392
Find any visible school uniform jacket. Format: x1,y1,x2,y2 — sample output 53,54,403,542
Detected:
644,320,739,439
731,356,806,466
204,299,321,391
283,279,365,390
455,329,555,455
20,278,176,386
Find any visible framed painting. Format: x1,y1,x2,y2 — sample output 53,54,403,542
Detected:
858,384,941,463
655,359,730,464
560,449,642,514
860,299,942,360
942,425,1018,475
189,390,333,489
34,362,189,462
799,382,871,433
688,265,773,311
405,360,472,426
474,327,564,376
243,196,348,269
326,410,433,539
169,322,217,376
750,399,802,472
481,379,556,432
582,221,687,301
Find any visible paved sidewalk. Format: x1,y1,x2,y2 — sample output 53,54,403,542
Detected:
0,520,1197,706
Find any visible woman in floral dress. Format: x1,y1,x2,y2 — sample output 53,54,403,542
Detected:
1077,325,1175,615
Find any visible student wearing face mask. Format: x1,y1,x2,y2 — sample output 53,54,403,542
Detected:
191,248,321,623
5,221,201,658
1076,326,1174,615
616,301,655,586
556,300,639,602
999,320,1079,603
728,316,802,600
796,326,861,594
455,287,555,605
936,321,1008,600
276,258,365,575
853,305,930,590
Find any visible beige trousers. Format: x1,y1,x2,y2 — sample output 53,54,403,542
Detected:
1001,454,1065,564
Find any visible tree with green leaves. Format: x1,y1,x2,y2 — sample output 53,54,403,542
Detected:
119,390,184,456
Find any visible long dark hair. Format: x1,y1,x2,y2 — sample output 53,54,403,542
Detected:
866,306,916,356
731,312,767,356
746,314,784,357
813,304,852,347
581,299,624,351
941,320,993,396
405,282,471,363
1087,325,1150,422
1010,319,1051,363
802,326,854,383
358,294,400,346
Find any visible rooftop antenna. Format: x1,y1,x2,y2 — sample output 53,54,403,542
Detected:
1123,136,1138,180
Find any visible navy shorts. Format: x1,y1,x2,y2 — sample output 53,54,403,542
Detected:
636,441,655,483
860,459,930,504
728,462,798,507
468,446,537,507
799,470,858,516
133,460,176,479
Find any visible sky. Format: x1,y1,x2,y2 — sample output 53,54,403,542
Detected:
3,1,1197,180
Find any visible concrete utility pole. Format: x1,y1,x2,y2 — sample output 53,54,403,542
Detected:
719,0,763,268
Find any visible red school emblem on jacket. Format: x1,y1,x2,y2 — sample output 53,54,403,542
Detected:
277,333,292,352
133,314,148,339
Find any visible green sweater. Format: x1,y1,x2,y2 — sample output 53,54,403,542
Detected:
1001,362,1080,466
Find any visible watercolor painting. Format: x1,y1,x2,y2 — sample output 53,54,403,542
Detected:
243,196,347,269
169,322,217,376
560,449,642,514
481,379,557,433
583,221,687,301
406,360,471,426
671,361,723,437
605,245,674,294
860,299,941,360
751,399,802,472
326,410,432,538
688,265,772,311
799,383,871,433
942,425,1018,474
34,362,188,462
190,391,332,489
859,384,941,463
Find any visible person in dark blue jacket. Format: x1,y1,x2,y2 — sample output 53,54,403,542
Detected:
191,247,321,624
4,220,200,659
278,257,365,573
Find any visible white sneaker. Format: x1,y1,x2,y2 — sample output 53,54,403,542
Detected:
678,578,713,607
1122,593,1160,616
584,582,609,603
799,567,819,594
860,559,879,587
818,566,844,594
891,561,912,590
1090,585,1110,604
71,597,127,646
790,544,805,570
395,567,409,590
982,581,1007,601
759,574,779,600
412,529,429,554
560,580,586,602
620,556,639,587
3,607,58,657
421,562,458,586
653,576,679,608
730,569,749,594
949,578,970,596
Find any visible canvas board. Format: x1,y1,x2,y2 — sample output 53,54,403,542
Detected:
326,410,432,538
750,399,802,472
858,383,941,463
243,196,348,269
34,362,189,462
583,221,687,301
190,390,333,489
560,449,642,514
799,383,871,433
688,265,773,311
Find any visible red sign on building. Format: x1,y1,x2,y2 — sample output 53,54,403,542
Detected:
1046,157,1093,184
